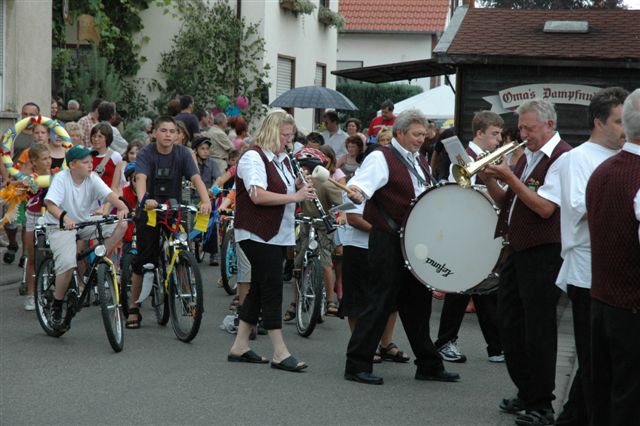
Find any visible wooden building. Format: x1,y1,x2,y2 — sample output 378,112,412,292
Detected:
333,7,640,146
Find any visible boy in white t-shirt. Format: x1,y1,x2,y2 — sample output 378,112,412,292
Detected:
44,145,129,329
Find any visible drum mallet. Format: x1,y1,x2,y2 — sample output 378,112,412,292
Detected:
311,166,354,196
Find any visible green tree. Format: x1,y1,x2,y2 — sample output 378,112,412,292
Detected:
156,1,270,122
477,0,624,8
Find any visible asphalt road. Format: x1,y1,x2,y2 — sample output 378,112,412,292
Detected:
0,260,573,426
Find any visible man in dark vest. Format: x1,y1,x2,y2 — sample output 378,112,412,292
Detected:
344,109,460,385
586,88,640,426
483,99,572,426
434,110,505,364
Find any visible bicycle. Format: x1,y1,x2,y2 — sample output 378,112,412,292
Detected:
218,211,237,296
143,200,204,342
18,221,49,296
34,216,125,352
294,215,334,337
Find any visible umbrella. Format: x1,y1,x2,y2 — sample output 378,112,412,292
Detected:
270,86,358,111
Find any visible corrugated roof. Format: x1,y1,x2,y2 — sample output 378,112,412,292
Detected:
446,9,640,61
339,0,450,33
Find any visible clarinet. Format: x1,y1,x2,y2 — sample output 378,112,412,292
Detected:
285,146,336,234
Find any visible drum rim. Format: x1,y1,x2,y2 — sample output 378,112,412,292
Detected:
400,182,504,294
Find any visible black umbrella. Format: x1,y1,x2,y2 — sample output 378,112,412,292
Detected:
270,86,358,111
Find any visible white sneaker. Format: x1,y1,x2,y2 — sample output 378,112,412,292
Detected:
24,295,35,311
438,340,467,363
488,353,505,363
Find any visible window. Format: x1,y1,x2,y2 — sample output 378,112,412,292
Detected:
319,0,330,7
314,63,326,127
276,55,295,115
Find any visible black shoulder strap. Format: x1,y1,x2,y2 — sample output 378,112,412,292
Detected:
389,146,433,186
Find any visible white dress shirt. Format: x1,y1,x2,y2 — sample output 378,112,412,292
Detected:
538,141,618,291
340,192,369,249
621,143,640,245
348,139,428,199
508,132,565,224
322,129,348,157
235,148,296,246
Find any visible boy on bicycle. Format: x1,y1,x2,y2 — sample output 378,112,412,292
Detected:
127,116,211,328
44,145,129,329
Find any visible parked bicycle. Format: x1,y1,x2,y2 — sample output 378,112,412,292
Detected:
34,215,125,352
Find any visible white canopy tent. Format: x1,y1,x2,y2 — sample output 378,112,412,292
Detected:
392,85,455,120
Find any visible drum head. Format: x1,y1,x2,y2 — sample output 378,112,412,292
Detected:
401,183,503,293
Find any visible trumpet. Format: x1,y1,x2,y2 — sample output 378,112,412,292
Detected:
452,141,527,188
285,146,336,234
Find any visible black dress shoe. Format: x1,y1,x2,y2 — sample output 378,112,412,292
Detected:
344,371,384,385
415,370,460,382
500,397,526,414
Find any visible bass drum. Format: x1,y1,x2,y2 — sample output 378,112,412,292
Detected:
401,183,504,294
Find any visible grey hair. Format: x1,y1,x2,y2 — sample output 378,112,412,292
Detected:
622,88,640,142
67,99,80,110
516,99,557,128
213,113,227,126
392,109,429,137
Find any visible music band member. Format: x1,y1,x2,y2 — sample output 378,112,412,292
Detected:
228,111,315,372
482,99,571,426
345,109,460,385
537,87,629,426
436,111,505,364
586,88,640,426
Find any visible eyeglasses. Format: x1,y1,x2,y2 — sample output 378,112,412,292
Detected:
280,133,295,141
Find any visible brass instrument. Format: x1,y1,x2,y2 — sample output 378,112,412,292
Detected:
452,141,527,188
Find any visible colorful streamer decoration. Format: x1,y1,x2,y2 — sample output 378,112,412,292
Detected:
0,183,31,226
1,115,71,191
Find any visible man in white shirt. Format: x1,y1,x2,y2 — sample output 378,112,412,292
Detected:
345,109,459,386
539,87,628,426
321,111,348,157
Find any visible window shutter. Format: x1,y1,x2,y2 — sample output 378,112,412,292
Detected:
276,57,293,97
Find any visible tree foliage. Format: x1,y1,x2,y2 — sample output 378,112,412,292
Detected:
477,0,624,8
336,82,423,127
156,1,270,122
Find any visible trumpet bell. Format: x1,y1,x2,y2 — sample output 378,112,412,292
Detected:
452,164,472,188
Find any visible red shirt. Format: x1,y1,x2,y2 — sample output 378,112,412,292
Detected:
368,115,396,137
92,153,118,188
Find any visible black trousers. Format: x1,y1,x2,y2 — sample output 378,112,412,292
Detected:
590,299,640,426
497,244,562,411
238,240,284,330
556,285,592,426
435,292,502,357
132,215,161,275
345,229,443,375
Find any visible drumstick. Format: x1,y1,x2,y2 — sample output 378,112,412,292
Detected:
312,166,354,195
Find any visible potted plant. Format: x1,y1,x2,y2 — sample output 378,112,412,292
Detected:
318,6,345,29
280,0,316,15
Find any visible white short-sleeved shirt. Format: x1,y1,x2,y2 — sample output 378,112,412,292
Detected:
340,191,369,249
538,141,618,291
322,129,348,158
348,139,428,199
234,148,296,246
44,170,112,224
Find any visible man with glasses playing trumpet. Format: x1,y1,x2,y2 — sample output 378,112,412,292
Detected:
481,99,571,426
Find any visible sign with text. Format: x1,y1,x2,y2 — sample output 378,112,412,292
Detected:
483,84,601,114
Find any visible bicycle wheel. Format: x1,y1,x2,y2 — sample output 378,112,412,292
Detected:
95,263,124,352
168,251,203,342
152,255,170,325
119,252,134,317
296,257,323,337
34,257,65,337
193,235,205,263
219,227,237,295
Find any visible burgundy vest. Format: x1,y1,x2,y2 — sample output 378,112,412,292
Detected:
466,146,485,185
587,150,640,310
363,146,432,235
495,140,571,251
235,147,289,242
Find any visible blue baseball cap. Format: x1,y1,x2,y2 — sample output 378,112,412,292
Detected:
65,145,93,164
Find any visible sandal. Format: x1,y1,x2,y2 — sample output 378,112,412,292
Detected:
283,302,296,322
271,355,307,372
326,301,338,316
379,342,410,363
126,307,142,329
3,244,18,264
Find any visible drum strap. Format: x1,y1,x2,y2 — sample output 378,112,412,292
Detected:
371,197,401,235
389,146,433,186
